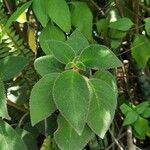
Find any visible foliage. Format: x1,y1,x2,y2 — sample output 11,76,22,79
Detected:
0,0,150,150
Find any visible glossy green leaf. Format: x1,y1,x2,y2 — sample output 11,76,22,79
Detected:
34,55,64,76
123,111,138,125
0,120,27,150
32,0,49,27
79,44,122,69
2,1,32,34
47,40,75,64
30,73,59,126
93,71,118,97
0,56,28,81
132,34,150,68
87,79,117,138
39,24,66,54
47,0,71,33
135,102,149,114
53,70,90,135
0,78,10,119
133,117,149,137
109,17,133,31
71,2,93,40
54,115,93,150
66,29,89,55
144,17,150,35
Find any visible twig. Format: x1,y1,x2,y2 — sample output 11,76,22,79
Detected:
105,132,126,150
139,3,150,13
109,129,124,150
7,100,28,113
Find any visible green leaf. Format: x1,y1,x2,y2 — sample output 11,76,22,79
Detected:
47,0,71,33
87,79,117,138
133,117,149,137
144,17,150,35
66,29,89,55
0,78,10,119
109,17,133,31
123,111,138,125
39,24,66,54
34,55,64,76
2,1,32,34
141,107,150,118
47,40,75,64
93,71,118,97
135,102,149,114
120,103,133,115
71,2,93,40
16,128,38,150
30,73,59,126
0,56,28,81
54,115,93,150
32,0,49,27
0,120,27,150
79,44,122,69
53,70,91,135
131,34,150,68
96,19,109,36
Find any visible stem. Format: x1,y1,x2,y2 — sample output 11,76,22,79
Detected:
127,126,135,150
133,0,140,33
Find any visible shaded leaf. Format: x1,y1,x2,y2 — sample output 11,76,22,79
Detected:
16,128,38,150
71,2,93,40
34,55,64,76
144,17,150,35
30,73,59,126
0,120,27,150
53,70,90,135
48,0,71,33
54,115,93,150
79,44,122,69
47,40,75,64
0,78,10,119
87,79,117,138
0,56,28,81
32,0,49,27
132,34,150,68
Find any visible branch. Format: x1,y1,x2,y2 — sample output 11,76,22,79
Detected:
7,100,28,113
88,0,105,16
